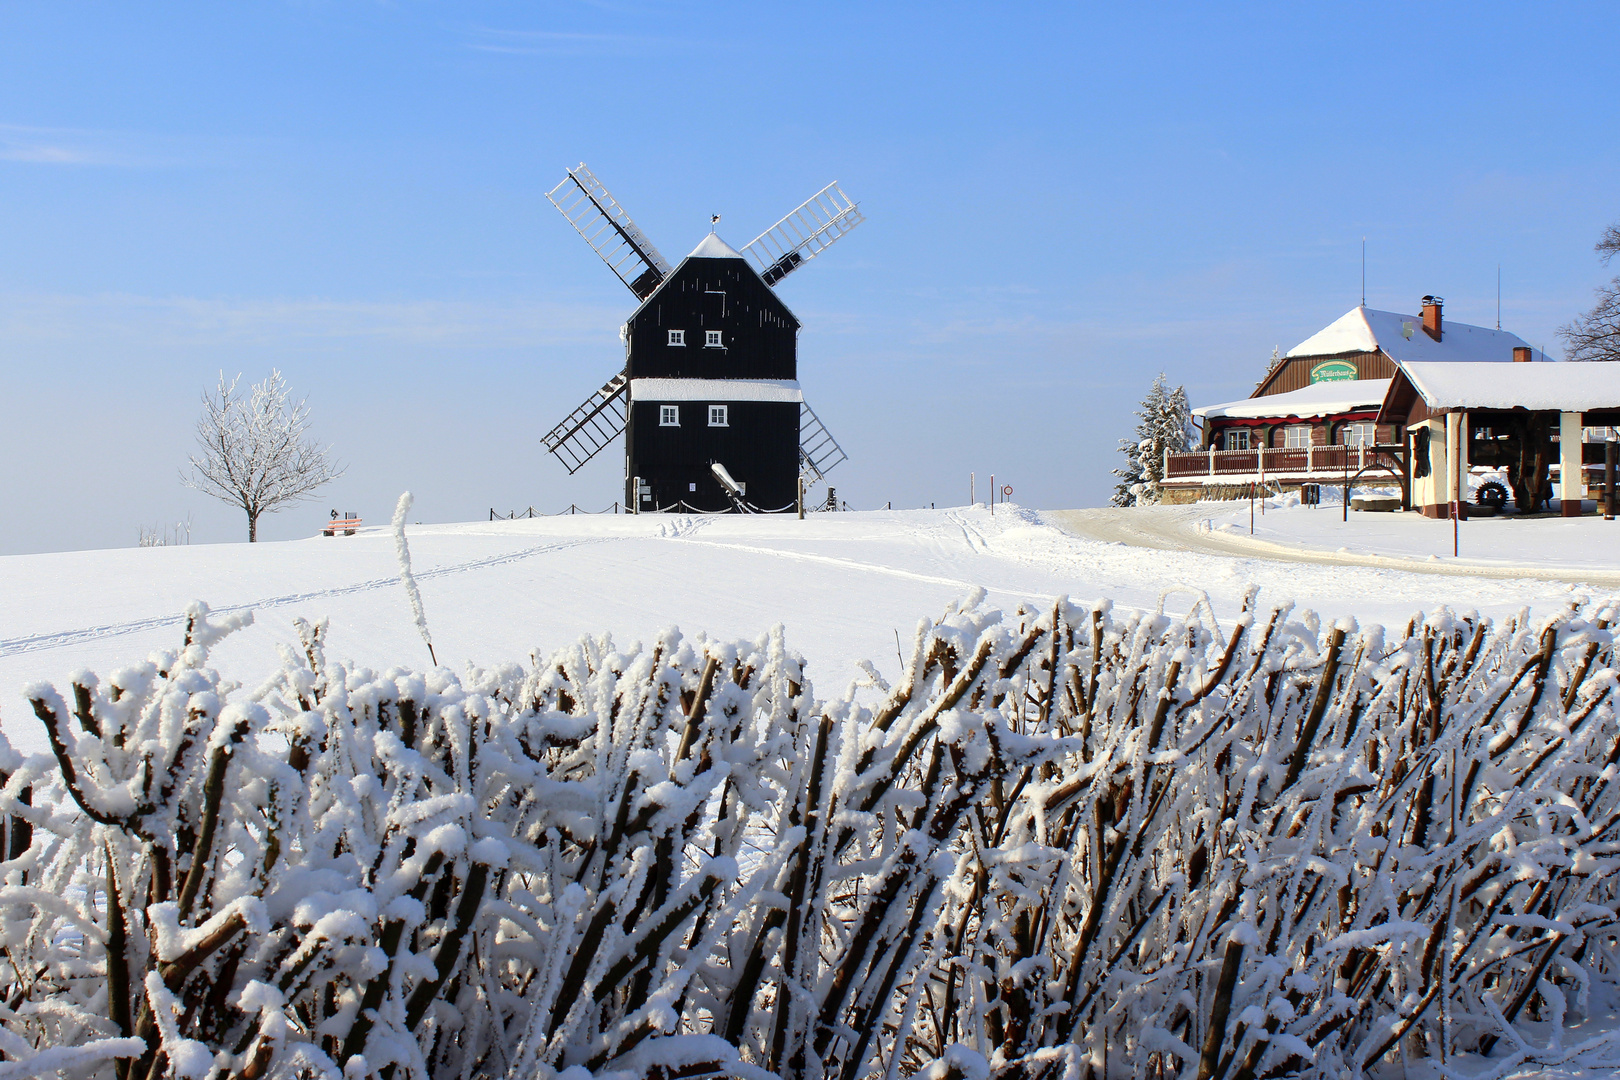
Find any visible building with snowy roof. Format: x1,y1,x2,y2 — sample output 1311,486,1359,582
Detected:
1378,361,1620,518
621,233,805,512
1160,296,1549,503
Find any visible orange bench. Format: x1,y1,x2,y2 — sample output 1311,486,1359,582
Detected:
323,515,362,537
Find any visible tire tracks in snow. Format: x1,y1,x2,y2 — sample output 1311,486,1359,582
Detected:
662,535,1057,605
0,537,612,658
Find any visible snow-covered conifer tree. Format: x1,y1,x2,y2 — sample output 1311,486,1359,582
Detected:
1112,372,1192,506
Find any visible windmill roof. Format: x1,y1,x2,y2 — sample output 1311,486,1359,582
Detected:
625,231,798,330
1285,305,1547,364
687,233,744,260
1195,379,1390,421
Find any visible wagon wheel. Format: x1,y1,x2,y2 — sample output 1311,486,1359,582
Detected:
1474,480,1509,510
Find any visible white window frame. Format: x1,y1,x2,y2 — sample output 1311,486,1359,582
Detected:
659,405,679,427
705,330,723,348
708,404,729,427
1339,422,1377,447
1224,428,1250,451
1283,424,1312,449
668,329,685,346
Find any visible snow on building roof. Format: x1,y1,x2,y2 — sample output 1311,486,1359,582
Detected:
1389,362,1620,412
687,233,744,260
1194,378,1391,421
1286,306,1548,364
629,378,803,403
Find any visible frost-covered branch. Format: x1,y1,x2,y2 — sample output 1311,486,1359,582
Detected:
5,592,1620,1078
182,369,344,541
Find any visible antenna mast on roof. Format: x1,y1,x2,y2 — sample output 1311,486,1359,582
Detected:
1497,264,1501,330
1361,237,1366,306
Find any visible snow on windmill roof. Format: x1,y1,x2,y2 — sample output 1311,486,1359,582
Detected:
1286,306,1548,364
1194,378,1391,421
1387,361,1620,412
688,233,744,259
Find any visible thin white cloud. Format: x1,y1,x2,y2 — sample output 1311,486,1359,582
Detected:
0,123,183,168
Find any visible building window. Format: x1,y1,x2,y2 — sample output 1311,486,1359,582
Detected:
705,330,723,348
1224,428,1250,451
660,405,679,427
1338,422,1377,447
1283,424,1312,449
708,404,728,427
668,330,685,346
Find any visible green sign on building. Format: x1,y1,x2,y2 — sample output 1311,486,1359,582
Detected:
1310,360,1357,384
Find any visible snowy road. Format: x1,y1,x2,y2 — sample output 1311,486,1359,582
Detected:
1047,504,1620,587
0,506,1607,755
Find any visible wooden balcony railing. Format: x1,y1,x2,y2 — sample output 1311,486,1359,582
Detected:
1164,445,1401,481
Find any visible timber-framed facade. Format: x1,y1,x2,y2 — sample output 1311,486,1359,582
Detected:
1159,296,1547,503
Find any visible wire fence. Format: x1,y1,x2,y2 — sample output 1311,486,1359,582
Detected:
489,504,622,519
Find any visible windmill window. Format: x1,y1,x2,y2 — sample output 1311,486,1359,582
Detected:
705,330,724,348
709,405,728,427
668,330,685,346
660,405,679,427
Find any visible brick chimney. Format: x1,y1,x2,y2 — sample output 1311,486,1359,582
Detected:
1513,346,1532,363
1421,295,1443,342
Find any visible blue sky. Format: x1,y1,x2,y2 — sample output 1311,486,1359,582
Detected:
2,2,1617,552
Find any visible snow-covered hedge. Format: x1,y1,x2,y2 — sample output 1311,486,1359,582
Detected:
4,591,1620,1079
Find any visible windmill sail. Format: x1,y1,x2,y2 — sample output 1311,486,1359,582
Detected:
547,164,673,300
743,182,865,286
541,372,629,474
798,401,848,482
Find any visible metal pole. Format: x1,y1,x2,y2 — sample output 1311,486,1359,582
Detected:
990,474,995,516
1250,483,1255,534
1343,442,1349,523
1607,438,1617,521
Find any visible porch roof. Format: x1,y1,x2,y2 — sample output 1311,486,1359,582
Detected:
1377,362,1620,424
1194,378,1389,422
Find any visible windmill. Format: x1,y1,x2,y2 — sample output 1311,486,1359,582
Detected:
541,163,860,513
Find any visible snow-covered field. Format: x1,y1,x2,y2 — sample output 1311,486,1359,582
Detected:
3,501,1615,755
8,501,1620,1078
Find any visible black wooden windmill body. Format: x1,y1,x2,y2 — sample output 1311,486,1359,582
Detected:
541,163,857,512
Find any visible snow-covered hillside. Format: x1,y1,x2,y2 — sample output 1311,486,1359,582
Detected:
8,503,1620,1079
1,504,1610,754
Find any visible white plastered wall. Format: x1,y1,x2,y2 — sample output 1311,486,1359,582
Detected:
1559,411,1585,505
1410,418,1448,508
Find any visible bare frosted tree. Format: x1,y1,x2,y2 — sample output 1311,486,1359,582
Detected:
183,369,344,541
1561,222,1620,362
